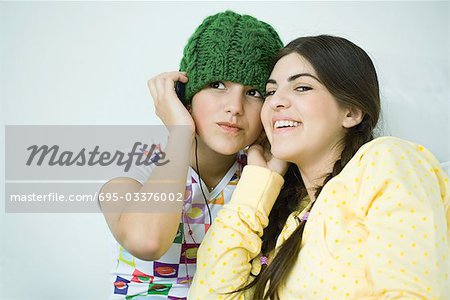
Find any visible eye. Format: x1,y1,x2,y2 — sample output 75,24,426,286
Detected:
209,81,226,89
296,86,312,92
247,89,263,99
264,90,276,98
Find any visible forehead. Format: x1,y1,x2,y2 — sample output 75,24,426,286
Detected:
270,53,317,80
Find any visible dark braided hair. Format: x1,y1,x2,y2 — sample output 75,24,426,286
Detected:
243,35,381,300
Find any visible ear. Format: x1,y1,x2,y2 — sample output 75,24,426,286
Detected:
342,107,364,128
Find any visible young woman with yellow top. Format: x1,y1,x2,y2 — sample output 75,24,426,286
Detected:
189,35,450,299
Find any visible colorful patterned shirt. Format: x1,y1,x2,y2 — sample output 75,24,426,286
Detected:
109,153,246,299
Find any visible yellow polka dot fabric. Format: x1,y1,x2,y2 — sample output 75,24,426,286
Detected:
188,137,450,299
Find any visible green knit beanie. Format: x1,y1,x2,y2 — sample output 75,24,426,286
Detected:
180,10,283,104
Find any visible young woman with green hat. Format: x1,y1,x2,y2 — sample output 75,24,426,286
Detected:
100,10,283,299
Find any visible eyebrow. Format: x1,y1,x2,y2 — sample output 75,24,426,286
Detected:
266,73,322,85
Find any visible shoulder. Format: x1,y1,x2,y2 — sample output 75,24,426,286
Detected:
345,137,449,199
353,136,438,167
339,136,447,188
357,136,418,156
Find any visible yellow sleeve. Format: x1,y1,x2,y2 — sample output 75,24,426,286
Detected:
188,165,284,300
357,138,450,298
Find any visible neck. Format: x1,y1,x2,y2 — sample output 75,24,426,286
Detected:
295,148,342,202
190,136,236,191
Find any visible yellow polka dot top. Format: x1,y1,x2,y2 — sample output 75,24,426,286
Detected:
188,137,450,299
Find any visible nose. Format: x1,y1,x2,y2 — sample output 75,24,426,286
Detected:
224,90,245,116
267,89,290,111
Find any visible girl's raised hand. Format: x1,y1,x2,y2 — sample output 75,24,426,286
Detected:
247,132,289,176
147,71,195,133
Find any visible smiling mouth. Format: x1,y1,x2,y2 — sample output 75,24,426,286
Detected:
273,120,301,129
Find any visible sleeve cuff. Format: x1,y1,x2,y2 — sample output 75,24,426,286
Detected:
230,165,285,216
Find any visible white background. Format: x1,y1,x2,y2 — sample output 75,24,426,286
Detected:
1,1,449,299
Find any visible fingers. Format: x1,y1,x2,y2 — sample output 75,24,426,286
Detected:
267,157,289,176
177,72,188,83
147,71,188,104
164,76,179,100
146,71,195,130
248,144,289,176
254,131,268,146
148,71,187,86
248,144,264,154
247,144,268,168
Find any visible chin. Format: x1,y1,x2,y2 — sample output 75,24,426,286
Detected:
270,145,299,162
207,137,248,155
209,139,244,156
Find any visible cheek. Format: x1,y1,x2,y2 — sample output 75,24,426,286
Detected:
260,103,273,139
261,102,272,144
190,95,211,127
245,102,263,127
190,96,199,115
190,108,204,128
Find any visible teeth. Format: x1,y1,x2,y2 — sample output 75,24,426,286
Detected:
274,120,300,128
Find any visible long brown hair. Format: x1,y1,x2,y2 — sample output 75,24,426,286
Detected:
248,35,381,299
